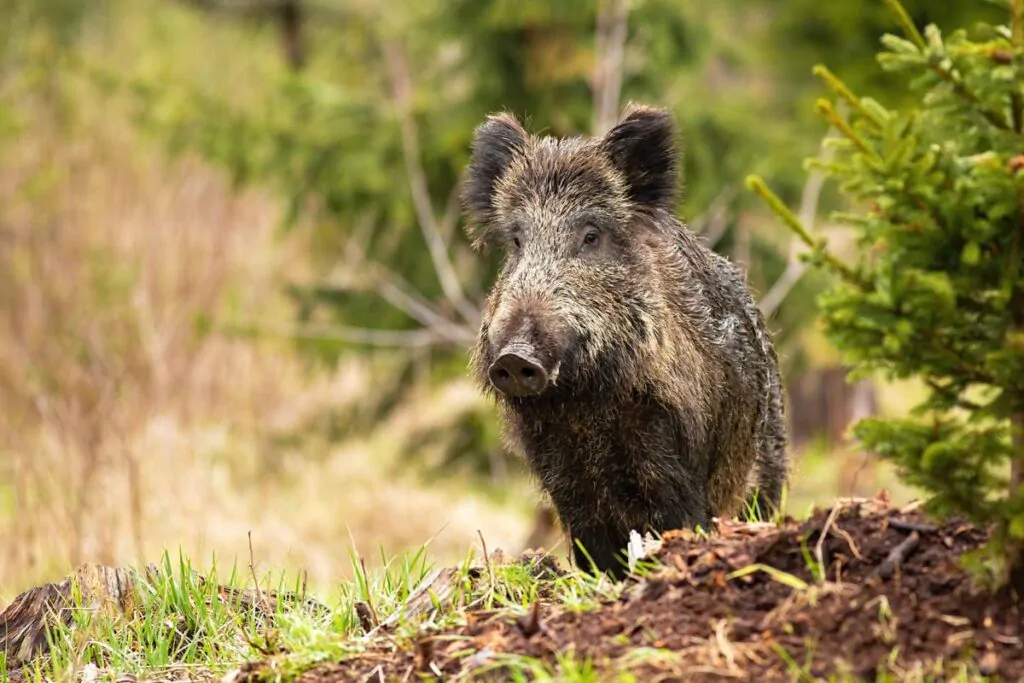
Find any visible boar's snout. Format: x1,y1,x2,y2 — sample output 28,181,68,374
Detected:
488,340,552,397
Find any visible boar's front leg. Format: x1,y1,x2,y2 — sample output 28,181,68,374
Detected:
569,523,631,579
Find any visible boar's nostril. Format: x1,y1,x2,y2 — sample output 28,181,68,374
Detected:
488,350,549,398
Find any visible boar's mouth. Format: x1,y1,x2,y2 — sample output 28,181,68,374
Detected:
487,338,561,398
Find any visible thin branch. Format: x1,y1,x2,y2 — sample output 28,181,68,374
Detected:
757,120,840,318
329,230,476,344
171,0,344,19
814,504,841,583
316,271,474,346
592,0,632,137
321,264,443,331
693,186,737,249
370,271,454,331
382,41,480,327
875,530,920,580
229,318,451,348
924,378,982,412
882,0,927,50
439,171,466,244
169,0,341,70
247,531,272,614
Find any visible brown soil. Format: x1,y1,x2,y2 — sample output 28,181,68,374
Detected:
250,496,1024,682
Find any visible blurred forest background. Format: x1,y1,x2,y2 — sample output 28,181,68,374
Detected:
0,0,1004,601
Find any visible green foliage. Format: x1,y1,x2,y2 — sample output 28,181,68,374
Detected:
760,0,1005,107
53,0,814,482
23,0,975,485
749,0,1024,586
75,0,832,349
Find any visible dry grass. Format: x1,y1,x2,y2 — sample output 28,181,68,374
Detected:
0,0,925,610
0,68,531,604
0,81,917,606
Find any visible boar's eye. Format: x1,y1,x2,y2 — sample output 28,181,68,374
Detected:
512,236,523,249
580,227,600,251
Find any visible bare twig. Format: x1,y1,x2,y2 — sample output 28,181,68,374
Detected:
370,272,458,332
925,378,982,412
731,221,750,272
170,0,345,20
592,0,632,136
356,273,475,345
832,525,865,561
887,519,938,534
247,531,271,614
757,113,843,318
359,556,380,627
477,529,494,588
329,227,473,344
303,255,475,351
322,235,477,346
514,600,543,638
228,318,448,348
875,531,920,580
439,173,466,243
170,0,343,71
693,187,738,249
382,41,479,327
814,505,841,582
898,499,927,514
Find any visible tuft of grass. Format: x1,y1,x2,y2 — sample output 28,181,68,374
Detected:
5,537,635,683
22,551,318,683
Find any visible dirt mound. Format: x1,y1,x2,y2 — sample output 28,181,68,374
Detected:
283,497,1023,681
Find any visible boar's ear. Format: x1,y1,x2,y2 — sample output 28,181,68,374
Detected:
600,105,679,211
461,112,529,249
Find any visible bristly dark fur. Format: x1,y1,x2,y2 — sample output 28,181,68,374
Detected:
460,103,789,579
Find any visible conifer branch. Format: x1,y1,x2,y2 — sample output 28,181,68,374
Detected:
812,65,883,130
930,65,1012,131
881,0,1011,131
882,0,927,51
744,175,862,287
924,379,982,413
815,100,879,161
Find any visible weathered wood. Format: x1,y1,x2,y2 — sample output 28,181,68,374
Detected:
2,563,141,667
